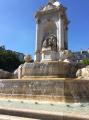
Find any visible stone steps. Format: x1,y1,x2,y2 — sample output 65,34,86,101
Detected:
0,114,38,120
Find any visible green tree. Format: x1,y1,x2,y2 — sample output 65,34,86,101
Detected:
0,50,24,72
81,59,89,66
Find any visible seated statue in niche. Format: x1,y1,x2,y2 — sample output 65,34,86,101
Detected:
42,34,57,51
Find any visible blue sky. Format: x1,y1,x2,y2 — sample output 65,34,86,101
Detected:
0,0,89,57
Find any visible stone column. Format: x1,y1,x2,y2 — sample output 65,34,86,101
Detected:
63,23,68,50
56,21,59,50
35,20,39,53
18,66,22,79
65,27,68,50
35,19,42,62
58,18,64,51
61,18,65,50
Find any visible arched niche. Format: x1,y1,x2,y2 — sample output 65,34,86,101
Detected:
43,20,57,40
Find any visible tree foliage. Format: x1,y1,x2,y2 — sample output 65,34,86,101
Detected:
81,59,89,66
0,50,24,72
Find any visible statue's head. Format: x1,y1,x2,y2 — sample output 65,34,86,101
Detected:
42,34,57,51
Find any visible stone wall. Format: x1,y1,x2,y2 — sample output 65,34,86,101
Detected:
0,79,89,102
21,62,77,78
0,69,13,79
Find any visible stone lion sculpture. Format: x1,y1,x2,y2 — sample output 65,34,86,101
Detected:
76,65,89,79
42,34,57,51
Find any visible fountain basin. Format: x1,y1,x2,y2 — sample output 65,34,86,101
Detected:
0,79,89,102
19,61,77,78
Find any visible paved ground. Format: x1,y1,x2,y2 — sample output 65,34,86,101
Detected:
0,99,89,120
0,114,40,120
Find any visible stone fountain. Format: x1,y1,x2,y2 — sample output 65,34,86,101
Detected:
16,0,77,79
0,0,89,104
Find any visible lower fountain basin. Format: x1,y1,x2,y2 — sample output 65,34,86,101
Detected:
0,79,89,102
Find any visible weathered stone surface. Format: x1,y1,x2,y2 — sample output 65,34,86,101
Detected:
14,69,18,79
14,64,23,79
76,65,89,79
0,79,89,102
63,59,72,63
24,55,32,63
0,69,13,79
15,61,77,79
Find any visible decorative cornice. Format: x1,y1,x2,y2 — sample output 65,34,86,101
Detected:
35,5,66,18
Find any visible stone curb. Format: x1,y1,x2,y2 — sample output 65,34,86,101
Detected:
0,108,88,120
